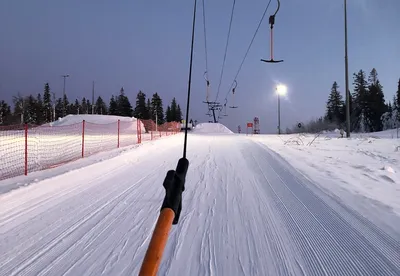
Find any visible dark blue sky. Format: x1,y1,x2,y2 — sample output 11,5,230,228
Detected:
0,0,399,133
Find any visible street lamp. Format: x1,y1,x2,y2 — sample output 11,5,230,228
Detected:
344,0,350,137
62,74,70,117
276,84,287,135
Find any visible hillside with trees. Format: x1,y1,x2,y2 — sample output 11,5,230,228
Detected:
288,68,400,134
0,84,183,126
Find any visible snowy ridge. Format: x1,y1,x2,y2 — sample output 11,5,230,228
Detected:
47,114,146,132
192,122,233,134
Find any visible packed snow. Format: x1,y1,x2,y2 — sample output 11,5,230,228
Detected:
192,122,233,134
0,122,399,275
49,114,144,130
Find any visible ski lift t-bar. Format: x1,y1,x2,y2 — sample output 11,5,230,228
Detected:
261,0,283,63
139,0,196,275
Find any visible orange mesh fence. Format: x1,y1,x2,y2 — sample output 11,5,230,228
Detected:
140,120,181,142
0,125,26,180
0,118,180,181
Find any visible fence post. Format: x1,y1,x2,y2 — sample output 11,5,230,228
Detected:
82,120,86,158
151,130,153,140
24,124,28,176
137,119,141,144
117,119,120,148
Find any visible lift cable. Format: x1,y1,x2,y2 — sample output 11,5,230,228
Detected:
218,0,273,118
214,0,237,103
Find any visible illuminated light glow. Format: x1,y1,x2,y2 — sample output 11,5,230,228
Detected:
276,84,287,96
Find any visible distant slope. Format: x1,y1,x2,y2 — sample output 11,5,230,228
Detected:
46,114,146,132
193,123,233,134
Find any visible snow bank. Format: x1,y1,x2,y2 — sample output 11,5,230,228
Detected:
46,114,146,132
250,133,400,217
192,123,233,134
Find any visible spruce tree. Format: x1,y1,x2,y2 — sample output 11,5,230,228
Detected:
109,95,118,115
150,93,164,124
81,98,88,114
145,99,151,119
325,81,344,126
117,87,133,117
176,104,182,122
166,105,172,122
352,70,370,132
43,83,52,122
367,68,386,131
133,90,147,119
55,98,63,120
0,100,11,125
170,98,178,121
25,95,38,124
396,78,400,122
36,93,45,124
95,96,108,115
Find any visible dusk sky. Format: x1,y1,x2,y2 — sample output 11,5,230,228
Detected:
0,0,399,133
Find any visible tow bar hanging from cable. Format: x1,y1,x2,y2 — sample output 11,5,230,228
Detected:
261,0,283,63
229,80,239,108
203,71,210,103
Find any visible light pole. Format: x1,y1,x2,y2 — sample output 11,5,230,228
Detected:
276,84,287,135
62,74,70,117
344,0,350,137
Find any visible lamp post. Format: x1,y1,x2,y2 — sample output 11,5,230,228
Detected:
62,74,70,117
276,84,287,135
344,0,350,137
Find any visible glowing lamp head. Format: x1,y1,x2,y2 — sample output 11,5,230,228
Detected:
276,84,287,96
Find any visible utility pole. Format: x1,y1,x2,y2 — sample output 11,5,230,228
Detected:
62,74,70,117
344,0,351,137
52,92,56,121
92,81,95,114
278,92,281,134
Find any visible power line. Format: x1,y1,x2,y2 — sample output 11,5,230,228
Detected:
218,0,273,118
214,0,237,102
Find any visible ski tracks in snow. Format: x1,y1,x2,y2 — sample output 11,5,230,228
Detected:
0,134,399,275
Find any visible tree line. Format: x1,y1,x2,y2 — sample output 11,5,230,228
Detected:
0,83,183,126
287,68,400,134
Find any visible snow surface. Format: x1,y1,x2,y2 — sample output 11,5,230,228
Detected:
0,124,399,275
192,122,233,134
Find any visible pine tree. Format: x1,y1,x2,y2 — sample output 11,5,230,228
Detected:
95,96,108,115
43,83,52,122
0,100,11,125
176,104,182,122
117,87,133,117
81,98,88,114
36,93,45,124
170,98,178,121
13,93,25,124
133,90,147,119
145,99,151,119
150,93,164,124
367,68,386,131
352,70,371,132
325,81,344,126
74,99,80,114
165,105,172,122
62,94,70,116
396,78,400,122
109,95,118,115
25,95,38,124
55,98,63,120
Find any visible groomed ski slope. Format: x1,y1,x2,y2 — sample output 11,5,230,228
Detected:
0,127,399,275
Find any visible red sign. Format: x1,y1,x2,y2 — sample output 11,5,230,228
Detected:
247,123,253,128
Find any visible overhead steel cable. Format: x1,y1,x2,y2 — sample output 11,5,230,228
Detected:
214,0,237,103
202,0,209,81
218,0,273,118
